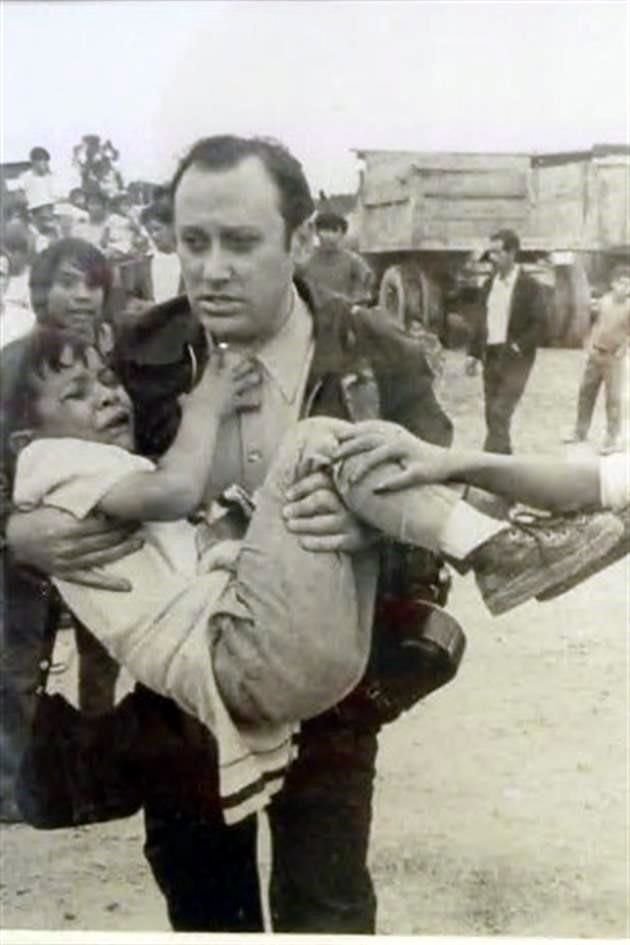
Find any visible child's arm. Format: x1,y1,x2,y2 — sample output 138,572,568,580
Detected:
97,352,261,522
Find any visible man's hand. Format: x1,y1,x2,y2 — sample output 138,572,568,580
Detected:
7,507,143,591
333,420,453,493
283,470,374,552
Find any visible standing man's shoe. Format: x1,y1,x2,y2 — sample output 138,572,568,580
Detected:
562,431,586,444
600,438,623,456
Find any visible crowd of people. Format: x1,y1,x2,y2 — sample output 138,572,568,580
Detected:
0,133,628,935
1,144,183,351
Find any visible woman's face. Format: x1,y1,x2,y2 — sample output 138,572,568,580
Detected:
46,258,105,341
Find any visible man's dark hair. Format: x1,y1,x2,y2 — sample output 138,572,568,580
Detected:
69,187,85,203
140,199,174,227
30,146,50,163
315,211,348,234
170,135,314,245
29,239,112,323
490,228,520,255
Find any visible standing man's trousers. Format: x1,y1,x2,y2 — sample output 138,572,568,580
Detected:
574,348,626,443
482,344,536,454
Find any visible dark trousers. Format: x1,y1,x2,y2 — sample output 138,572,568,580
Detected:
143,718,378,934
0,563,57,819
575,350,625,442
74,621,120,716
482,345,535,454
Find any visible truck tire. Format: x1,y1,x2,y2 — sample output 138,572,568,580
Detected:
378,263,444,335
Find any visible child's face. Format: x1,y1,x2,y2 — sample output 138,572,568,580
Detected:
47,260,105,341
32,345,135,451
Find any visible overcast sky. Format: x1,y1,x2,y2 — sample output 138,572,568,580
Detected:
2,0,628,193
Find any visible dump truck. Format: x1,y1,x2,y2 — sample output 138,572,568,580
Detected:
353,145,630,346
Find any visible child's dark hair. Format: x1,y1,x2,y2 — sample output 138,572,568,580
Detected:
9,328,93,432
29,238,113,324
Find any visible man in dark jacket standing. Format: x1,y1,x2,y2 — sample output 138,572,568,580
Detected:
5,135,454,933
467,229,546,454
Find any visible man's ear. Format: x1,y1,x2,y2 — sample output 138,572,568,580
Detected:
9,429,34,456
290,218,315,268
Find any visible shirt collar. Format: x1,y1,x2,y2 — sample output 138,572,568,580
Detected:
495,263,520,287
255,287,313,403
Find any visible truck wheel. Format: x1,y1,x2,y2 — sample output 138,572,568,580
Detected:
378,264,411,326
378,263,445,336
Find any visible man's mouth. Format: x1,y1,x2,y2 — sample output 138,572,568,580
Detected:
196,295,244,315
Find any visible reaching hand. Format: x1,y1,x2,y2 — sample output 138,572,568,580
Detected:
333,420,453,493
184,347,262,418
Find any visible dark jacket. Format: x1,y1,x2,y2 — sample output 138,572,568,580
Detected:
468,268,546,361
2,283,454,820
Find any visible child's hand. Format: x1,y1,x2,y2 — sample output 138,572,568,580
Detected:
186,348,262,418
332,420,452,492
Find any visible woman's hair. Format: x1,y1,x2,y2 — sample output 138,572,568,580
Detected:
29,238,112,323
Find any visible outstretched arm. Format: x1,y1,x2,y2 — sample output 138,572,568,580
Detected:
333,422,603,513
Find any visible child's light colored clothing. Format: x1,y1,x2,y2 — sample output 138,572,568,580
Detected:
14,438,297,824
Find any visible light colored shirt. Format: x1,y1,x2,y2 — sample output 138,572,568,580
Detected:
600,452,630,510
73,218,108,249
203,288,314,502
486,265,520,345
18,170,57,210
0,300,35,349
13,437,295,824
151,250,181,303
302,247,373,303
3,270,30,310
589,292,630,357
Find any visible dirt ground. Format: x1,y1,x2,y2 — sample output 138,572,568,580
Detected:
1,348,628,937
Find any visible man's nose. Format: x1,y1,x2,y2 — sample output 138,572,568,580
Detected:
201,244,232,284
72,279,91,300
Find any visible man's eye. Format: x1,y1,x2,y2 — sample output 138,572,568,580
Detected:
182,235,206,252
227,235,257,252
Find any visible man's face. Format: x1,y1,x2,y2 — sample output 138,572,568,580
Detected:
46,259,105,340
147,219,175,253
32,158,49,176
317,227,344,251
174,156,295,345
33,205,56,234
31,346,134,451
488,239,515,277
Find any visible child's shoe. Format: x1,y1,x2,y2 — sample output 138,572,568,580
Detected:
470,511,623,615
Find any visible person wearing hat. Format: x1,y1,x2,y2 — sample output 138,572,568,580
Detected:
301,210,373,307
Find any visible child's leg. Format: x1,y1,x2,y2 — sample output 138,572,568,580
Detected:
213,418,378,725
332,454,504,561
332,442,623,616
